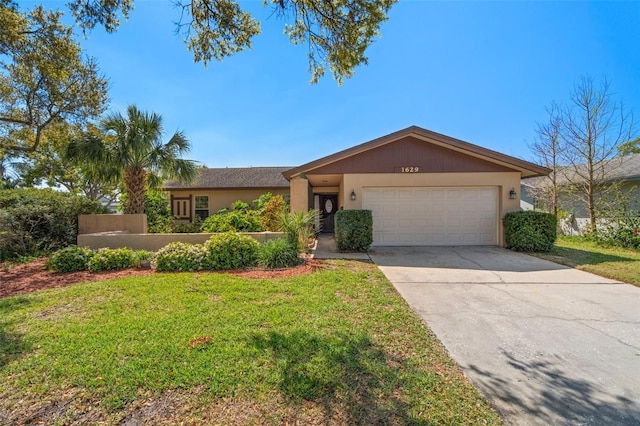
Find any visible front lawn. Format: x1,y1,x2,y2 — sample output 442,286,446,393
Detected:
0,261,501,425
534,235,640,287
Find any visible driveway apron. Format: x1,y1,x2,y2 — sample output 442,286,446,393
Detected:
369,246,640,426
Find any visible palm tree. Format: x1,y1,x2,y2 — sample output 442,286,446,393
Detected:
67,105,197,214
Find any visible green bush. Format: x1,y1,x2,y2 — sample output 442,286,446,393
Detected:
503,211,557,252
172,217,202,233
46,246,94,273
0,188,105,260
204,232,259,270
88,247,138,272
335,210,373,252
201,209,264,232
258,239,299,269
144,191,174,233
153,242,207,272
135,250,155,263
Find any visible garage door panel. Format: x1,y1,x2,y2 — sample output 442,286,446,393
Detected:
364,187,498,246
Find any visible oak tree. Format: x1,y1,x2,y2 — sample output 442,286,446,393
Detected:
0,3,108,153
36,0,397,85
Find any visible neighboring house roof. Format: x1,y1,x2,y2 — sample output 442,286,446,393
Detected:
283,125,550,180
163,167,292,190
522,153,640,188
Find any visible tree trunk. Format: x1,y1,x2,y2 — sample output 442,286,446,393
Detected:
124,167,147,214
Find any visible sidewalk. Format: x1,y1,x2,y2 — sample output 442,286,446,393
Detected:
310,234,371,260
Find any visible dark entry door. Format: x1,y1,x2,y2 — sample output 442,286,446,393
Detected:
319,194,338,233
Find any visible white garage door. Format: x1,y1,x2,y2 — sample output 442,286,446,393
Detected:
363,187,498,246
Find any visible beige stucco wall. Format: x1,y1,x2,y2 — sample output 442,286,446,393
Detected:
289,178,309,213
78,231,286,251
78,214,147,235
169,188,290,217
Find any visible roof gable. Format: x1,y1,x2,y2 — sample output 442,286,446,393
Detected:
284,126,550,179
164,167,291,190
310,135,514,174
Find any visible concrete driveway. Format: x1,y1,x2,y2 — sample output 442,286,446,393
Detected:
369,246,640,426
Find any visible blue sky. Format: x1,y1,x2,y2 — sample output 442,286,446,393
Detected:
65,1,640,167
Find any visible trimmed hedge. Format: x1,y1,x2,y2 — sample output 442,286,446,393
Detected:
88,247,138,272
503,211,557,252
203,232,260,270
46,246,94,273
335,210,373,252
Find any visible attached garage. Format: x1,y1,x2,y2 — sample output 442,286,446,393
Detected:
283,126,550,247
363,187,498,246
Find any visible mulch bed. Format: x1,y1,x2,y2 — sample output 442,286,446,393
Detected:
1,259,321,299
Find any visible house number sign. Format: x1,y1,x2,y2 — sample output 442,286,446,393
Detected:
395,166,420,173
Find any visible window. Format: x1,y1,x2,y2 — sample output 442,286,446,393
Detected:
194,196,209,220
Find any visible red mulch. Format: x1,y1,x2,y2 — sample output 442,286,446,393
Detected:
0,259,321,299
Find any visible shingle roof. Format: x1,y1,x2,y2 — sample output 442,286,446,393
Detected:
522,153,640,187
163,167,292,189
283,125,551,180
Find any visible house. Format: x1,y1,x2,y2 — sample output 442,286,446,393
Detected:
163,167,291,223
521,153,640,233
164,126,550,245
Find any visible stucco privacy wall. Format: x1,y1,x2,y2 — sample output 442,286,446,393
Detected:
170,188,290,216
79,214,147,234
78,232,286,251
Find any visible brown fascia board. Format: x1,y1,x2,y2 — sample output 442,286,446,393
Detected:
282,126,551,180
163,185,289,190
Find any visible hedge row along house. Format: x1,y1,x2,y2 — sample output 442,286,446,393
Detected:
163,126,550,246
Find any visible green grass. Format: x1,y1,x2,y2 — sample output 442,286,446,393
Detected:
0,261,501,425
534,235,640,287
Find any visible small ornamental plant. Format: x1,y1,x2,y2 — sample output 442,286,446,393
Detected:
46,246,94,273
258,239,299,269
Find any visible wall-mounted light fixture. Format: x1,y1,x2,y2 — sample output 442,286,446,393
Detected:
351,190,356,201
509,188,517,200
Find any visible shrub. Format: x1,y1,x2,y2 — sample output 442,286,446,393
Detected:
0,188,105,260
278,210,318,253
144,191,174,233
335,210,373,252
201,209,264,232
88,247,138,272
153,242,208,272
258,239,299,269
503,211,557,252
204,232,259,270
261,195,288,231
172,216,202,233
46,246,94,273
135,250,155,263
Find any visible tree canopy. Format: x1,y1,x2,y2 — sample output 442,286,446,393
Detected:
18,0,397,85
0,2,108,153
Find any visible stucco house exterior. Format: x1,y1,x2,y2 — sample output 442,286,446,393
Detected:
163,167,291,223
164,126,550,246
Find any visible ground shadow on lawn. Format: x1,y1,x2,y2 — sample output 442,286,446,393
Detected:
467,351,640,425
251,330,430,425
0,296,32,369
550,246,637,266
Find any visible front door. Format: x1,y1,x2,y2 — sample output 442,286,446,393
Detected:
319,194,338,233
